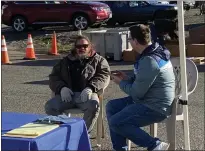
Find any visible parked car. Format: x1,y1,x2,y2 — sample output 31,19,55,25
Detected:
169,1,195,10
1,1,112,32
102,1,177,26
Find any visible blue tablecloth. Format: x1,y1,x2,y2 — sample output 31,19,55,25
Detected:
1,112,92,151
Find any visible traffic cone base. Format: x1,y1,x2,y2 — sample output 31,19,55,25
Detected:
48,52,60,55
2,51,12,64
23,57,36,60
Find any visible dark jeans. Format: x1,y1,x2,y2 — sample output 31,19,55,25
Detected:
106,96,167,151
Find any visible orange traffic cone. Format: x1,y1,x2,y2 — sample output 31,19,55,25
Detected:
24,34,36,60
48,31,59,55
1,35,12,64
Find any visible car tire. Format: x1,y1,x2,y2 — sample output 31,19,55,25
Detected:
72,14,89,30
118,22,125,25
12,16,28,32
106,19,116,26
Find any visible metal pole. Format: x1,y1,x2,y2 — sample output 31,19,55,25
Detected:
177,1,190,150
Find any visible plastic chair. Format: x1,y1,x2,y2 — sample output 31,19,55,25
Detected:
51,77,110,148
127,58,198,150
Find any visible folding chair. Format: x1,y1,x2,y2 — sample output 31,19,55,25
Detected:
51,77,110,148
127,58,198,150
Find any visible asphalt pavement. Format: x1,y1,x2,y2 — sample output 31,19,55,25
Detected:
2,50,204,150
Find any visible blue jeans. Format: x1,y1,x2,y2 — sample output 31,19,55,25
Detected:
106,96,167,151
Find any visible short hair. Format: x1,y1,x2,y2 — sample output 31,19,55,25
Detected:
74,35,91,46
129,24,151,45
71,35,95,55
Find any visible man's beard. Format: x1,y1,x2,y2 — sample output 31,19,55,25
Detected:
77,53,89,59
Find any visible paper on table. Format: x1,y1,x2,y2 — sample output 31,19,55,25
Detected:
2,123,59,138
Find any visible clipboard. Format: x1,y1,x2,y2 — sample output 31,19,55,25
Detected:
2,123,59,138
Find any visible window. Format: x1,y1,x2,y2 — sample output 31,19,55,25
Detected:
45,1,63,4
15,1,46,4
129,1,148,7
129,1,139,7
113,2,128,8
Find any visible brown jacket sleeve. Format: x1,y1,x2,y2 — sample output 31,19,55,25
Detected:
49,60,67,94
87,57,110,92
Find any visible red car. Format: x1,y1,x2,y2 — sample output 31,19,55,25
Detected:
2,1,112,32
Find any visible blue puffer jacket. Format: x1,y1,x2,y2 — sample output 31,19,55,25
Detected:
119,42,175,116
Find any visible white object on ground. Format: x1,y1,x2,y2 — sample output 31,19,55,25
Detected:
153,142,170,150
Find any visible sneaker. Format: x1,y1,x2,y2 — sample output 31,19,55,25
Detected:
122,146,128,150
153,142,170,150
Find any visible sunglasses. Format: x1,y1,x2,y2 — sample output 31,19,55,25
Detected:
75,44,89,49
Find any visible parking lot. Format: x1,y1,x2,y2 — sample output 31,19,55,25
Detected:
1,8,205,150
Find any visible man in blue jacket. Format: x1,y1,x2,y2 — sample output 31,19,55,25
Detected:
106,24,175,151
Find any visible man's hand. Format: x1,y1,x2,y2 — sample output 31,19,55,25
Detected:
111,70,128,82
80,87,93,103
116,71,129,80
60,87,74,102
111,74,124,84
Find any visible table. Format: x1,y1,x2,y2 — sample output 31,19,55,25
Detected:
2,112,92,151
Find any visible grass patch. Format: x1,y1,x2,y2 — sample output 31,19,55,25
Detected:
32,35,74,53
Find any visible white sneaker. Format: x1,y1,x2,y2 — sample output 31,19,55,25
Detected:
153,142,170,150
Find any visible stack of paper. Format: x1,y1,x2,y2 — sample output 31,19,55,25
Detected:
3,123,59,138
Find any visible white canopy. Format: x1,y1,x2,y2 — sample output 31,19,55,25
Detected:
177,1,190,150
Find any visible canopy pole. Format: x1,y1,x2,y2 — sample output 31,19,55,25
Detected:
177,1,190,150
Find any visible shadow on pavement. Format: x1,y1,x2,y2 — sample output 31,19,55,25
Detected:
10,59,59,67
23,80,49,85
8,57,205,72
9,58,133,67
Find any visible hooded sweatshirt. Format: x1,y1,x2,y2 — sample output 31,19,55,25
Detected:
119,42,175,116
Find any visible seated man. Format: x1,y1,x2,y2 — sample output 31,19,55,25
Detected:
45,35,110,133
106,24,175,150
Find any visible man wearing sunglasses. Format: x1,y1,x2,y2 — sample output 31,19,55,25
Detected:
107,24,175,150
45,35,110,134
